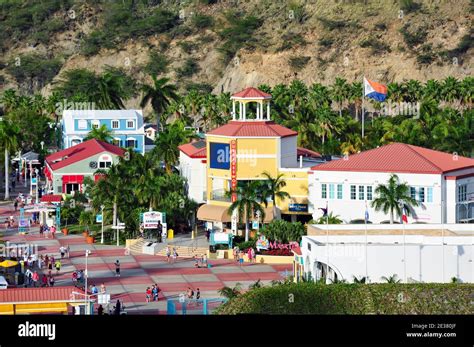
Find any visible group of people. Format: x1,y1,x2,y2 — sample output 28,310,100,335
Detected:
186,287,200,300
193,254,208,268
165,246,179,263
39,224,57,238
233,246,257,266
145,283,162,302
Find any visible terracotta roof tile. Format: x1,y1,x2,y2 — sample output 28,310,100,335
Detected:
311,143,474,174
207,121,297,138
0,286,82,303
297,147,322,158
231,87,272,99
179,140,207,158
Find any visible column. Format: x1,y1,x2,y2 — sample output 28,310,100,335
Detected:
260,102,264,121
239,102,243,120
232,101,236,120
243,102,246,120
266,102,270,120
256,104,260,120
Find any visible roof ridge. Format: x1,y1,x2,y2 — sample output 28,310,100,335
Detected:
403,143,443,173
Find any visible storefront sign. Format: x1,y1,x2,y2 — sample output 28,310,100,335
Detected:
289,203,308,212
209,142,230,170
269,241,299,250
256,235,269,251
230,140,237,203
143,211,165,229
231,209,238,234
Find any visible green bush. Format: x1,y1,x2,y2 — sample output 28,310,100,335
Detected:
216,283,474,315
178,41,197,54
399,0,422,14
277,32,307,52
235,240,256,251
144,51,169,76
399,24,427,49
319,37,334,47
359,37,391,54
191,13,214,30
260,220,306,243
288,56,310,71
176,58,200,78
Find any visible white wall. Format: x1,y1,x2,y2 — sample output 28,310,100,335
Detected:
178,152,206,204
309,170,443,223
280,136,297,168
302,234,474,283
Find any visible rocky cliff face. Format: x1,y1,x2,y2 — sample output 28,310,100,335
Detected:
1,0,472,102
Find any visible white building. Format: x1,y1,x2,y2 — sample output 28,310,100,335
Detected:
301,224,474,283
308,143,474,224
178,140,207,204
62,109,146,154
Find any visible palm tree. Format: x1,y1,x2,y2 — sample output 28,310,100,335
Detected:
218,283,242,299
371,174,419,224
330,77,350,116
84,124,113,142
353,276,367,284
151,121,198,174
0,121,20,200
315,212,342,224
140,75,179,131
440,77,460,104
381,274,401,283
260,171,291,220
227,181,266,241
404,79,423,103
0,89,19,113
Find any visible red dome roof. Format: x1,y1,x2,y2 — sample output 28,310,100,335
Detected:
231,87,272,99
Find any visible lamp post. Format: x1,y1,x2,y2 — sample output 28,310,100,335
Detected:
100,205,105,244
84,249,91,315
40,141,44,151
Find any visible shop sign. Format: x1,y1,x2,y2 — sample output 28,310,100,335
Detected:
230,140,237,202
289,203,308,212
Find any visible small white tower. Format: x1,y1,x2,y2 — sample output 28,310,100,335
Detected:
230,87,272,121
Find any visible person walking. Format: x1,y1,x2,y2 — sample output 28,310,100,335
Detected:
152,285,158,302
251,247,256,264
67,244,70,258
100,283,106,294
97,305,104,315
41,274,48,287
238,251,244,267
32,271,39,287
172,248,178,263
14,200,18,212
247,248,253,263
202,254,207,268
91,284,98,297
48,276,55,287
114,260,121,277
196,288,200,300
72,271,78,286
59,246,65,259
145,287,152,303
166,246,171,263
55,259,61,275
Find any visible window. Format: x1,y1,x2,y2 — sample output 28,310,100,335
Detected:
91,120,100,129
410,187,417,200
78,119,87,129
112,138,121,146
99,161,112,169
126,138,136,148
126,119,135,129
321,184,327,199
427,187,433,203
418,187,425,203
458,185,467,202
350,185,356,200
366,186,373,200
337,184,343,199
111,120,120,129
329,184,335,199
358,185,364,200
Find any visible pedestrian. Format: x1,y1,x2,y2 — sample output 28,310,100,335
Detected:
194,255,200,268
50,225,56,238
238,251,244,267
14,200,18,212
66,244,70,258
115,260,121,277
25,269,33,286
72,271,78,286
98,305,104,315
247,248,253,263
187,287,194,299
145,287,151,303
12,180,16,189
100,283,106,294
166,246,171,263
251,247,256,263
196,288,200,300
37,255,42,270
60,246,65,259
114,300,121,315
49,276,55,287
91,284,98,297
172,248,178,263
155,284,161,301
41,274,48,287
233,246,239,261
152,285,158,302
157,221,163,243
32,271,39,287
55,259,61,274
39,223,44,237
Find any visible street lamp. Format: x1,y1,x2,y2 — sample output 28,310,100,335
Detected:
40,141,44,150
84,249,91,315
100,205,105,244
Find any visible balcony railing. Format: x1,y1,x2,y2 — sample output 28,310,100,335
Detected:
210,189,231,202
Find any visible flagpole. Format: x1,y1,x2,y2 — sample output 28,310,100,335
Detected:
365,202,368,281
402,204,407,283
441,200,445,283
326,201,329,284
362,77,365,138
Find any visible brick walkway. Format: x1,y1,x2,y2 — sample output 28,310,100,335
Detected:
1,204,292,314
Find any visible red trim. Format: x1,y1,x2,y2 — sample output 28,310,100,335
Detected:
445,173,474,180
62,175,84,184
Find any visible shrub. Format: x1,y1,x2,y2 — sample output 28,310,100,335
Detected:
178,41,197,54
319,37,334,47
399,24,427,49
144,51,169,76
176,58,200,78
216,283,474,315
359,37,391,54
260,220,306,243
261,249,292,256
288,56,310,70
277,32,307,52
318,17,359,31
235,240,256,251
191,13,214,30
399,0,422,14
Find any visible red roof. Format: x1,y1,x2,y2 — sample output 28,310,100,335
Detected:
46,139,125,171
297,147,322,158
179,140,207,158
311,143,474,174
0,286,82,303
231,87,272,99
207,121,297,138
40,194,63,203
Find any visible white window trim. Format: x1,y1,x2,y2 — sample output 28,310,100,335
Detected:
77,119,88,130
111,119,120,129
125,137,137,147
99,160,112,169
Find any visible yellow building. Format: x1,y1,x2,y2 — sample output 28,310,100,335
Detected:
194,87,321,234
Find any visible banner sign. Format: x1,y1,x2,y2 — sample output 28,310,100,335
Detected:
209,142,230,170
230,140,237,203
256,235,269,251
289,203,308,212
231,209,238,234
143,211,165,229
96,214,103,223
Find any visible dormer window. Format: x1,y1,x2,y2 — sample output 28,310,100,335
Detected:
111,120,120,129
126,119,135,129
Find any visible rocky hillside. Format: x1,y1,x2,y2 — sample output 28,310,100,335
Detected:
1,0,472,106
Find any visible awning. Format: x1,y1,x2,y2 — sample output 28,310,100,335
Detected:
15,303,68,314
197,205,274,223
197,204,231,222
0,304,14,315
62,175,84,184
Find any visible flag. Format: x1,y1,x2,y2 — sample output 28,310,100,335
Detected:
319,201,328,217
364,202,369,223
364,77,387,102
401,206,408,224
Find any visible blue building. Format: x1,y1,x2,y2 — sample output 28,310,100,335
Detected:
61,109,146,154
